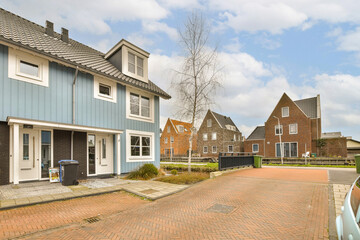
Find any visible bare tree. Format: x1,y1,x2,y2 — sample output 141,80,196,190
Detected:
173,12,222,172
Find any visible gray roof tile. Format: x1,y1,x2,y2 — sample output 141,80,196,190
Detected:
211,111,241,132
0,8,171,99
294,97,317,118
246,126,265,140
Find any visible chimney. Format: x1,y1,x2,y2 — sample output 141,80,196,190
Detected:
45,20,54,37
61,28,69,43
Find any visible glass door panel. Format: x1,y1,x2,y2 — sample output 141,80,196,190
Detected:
88,135,96,175
41,131,51,178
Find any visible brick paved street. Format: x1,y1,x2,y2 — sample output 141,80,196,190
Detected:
0,167,329,240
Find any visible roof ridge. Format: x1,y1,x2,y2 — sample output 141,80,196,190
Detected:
0,8,104,56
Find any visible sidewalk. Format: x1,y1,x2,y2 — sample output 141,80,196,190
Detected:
0,177,188,210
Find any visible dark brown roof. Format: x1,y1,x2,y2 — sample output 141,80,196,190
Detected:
294,96,317,118
0,8,171,99
211,111,241,133
246,126,265,140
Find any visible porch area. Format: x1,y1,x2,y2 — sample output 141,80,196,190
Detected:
0,177,188,209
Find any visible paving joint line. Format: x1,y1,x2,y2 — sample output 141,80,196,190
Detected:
0,188,123,211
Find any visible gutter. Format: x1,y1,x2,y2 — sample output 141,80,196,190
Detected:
71,67,79,160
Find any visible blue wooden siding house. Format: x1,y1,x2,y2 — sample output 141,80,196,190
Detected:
0,8,171,185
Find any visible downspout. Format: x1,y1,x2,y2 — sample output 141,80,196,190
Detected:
71,67,79,160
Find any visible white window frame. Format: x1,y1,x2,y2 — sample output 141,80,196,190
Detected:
203,133,208,141
212,146,217,153
275,125,283,135
8,48,49,87
170,136,174,143
275,142,298,158
167,126,170,133
282,107,289,117
289,123,298,134
211,132,217,140
126,130,154,162
228,145,233,153
207,119,212,127
164,137,168,144
126,87,154,123
252,144,259,153
122,46,148,83
203,146,208,154
94,76,117,103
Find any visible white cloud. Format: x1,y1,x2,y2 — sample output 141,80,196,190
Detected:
157,0,202,10
142,21,179,41
209,0,360,34
0,0,168,35
337,27,360,52
127,33,155,49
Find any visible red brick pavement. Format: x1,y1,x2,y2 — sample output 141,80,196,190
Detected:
0,192,147,239
230,167,328,183
13,168,329,240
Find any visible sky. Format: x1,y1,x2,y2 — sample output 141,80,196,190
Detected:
1,0,360,140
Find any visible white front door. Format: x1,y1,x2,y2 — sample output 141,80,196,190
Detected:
88,134,114,176
19,129,39,181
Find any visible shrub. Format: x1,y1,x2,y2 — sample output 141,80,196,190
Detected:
156,172,209,184
170,169,178,175
126,163,159,180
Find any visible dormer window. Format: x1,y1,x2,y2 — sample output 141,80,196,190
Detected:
105,39,149,83
177,125,184,132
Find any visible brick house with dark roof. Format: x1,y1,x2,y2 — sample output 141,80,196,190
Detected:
160,118,197,157
197,110,242,157
244,93,322,157
245,126,265,156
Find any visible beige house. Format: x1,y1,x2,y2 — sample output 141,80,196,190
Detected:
347,138,360,159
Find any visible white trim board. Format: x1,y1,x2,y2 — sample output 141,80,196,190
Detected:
7,117,123,134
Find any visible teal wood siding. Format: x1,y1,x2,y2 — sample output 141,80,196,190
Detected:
0,45,73,123
0,44,160,174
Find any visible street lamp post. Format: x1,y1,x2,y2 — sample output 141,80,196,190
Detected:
273,116,283,165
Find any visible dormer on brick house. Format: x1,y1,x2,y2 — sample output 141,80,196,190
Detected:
160,118,197,157
105,39,149,83
197,110,242,157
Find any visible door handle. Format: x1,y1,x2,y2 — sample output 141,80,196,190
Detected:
33,136,35,168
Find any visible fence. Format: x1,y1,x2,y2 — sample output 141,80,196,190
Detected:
218,152,255,170
262,157,355,165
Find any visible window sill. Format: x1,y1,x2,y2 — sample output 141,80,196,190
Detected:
127,114,154,123
95,94,116,103
127,157,154,162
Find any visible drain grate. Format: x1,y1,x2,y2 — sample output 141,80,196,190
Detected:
206,204,235,214
84,216,100,223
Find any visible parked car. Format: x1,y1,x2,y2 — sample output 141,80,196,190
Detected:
336,176,360,240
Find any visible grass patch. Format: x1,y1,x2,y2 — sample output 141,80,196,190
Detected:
160,163,218,172
156,172,209,184
126,164,159,180
264,163,355,168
